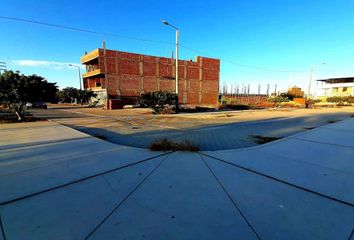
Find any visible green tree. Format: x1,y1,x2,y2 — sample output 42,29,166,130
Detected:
57,87,96,105
139,91,178,113
0,70,58,120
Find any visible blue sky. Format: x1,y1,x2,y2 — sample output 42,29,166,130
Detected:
1,0,354,93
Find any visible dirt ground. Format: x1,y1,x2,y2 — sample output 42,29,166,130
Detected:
26,104,354,150
47,104,354,130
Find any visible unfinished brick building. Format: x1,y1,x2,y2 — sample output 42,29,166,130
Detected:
80,48,220,108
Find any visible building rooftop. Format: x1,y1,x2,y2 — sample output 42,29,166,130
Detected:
317,77,354,84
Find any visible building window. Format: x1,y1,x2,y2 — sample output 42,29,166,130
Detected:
96,82,101,87
342,87,347,92
333,87,338,92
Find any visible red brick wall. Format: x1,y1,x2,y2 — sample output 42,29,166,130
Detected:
86,49,220,106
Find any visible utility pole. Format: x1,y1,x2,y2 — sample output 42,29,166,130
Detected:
308,62,326,98
266,84,270,96
257,84,261,95
307,66,314,98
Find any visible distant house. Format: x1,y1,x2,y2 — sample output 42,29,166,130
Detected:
287,86,304,98
80,48,220,108
316,77,354,97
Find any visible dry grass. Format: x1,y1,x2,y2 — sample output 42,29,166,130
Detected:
251,135,283,144
150,138,199,152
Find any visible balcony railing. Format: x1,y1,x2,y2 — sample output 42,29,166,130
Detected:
80,49,100,63
82,69,104,78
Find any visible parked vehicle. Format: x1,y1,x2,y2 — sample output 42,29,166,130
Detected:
26,101,47,109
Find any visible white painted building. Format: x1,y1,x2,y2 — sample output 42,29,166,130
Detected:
316,77,354,97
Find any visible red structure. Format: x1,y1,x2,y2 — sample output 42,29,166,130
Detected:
80,48,220,108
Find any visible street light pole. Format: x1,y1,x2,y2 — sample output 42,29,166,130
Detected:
69,64,82,90
307,62,325,98
162,20,179,95
307,66,314,98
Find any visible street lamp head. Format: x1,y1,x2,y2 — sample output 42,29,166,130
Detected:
68,64,73,67
162,20,169,25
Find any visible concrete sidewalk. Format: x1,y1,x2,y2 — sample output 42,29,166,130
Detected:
0,119,353,239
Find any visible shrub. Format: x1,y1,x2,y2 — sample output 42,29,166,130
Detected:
267,96,289,108
250,135,283,144
280,93,295,101
279,101,303,108
139,91,178,114
149,138,199,151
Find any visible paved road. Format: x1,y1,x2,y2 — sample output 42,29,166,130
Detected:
30,107,354,150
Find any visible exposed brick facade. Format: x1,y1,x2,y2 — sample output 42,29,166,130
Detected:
81,48,220,106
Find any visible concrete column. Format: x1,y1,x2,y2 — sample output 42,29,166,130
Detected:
139,59,144,93
199,58,203,105
156,58,160,91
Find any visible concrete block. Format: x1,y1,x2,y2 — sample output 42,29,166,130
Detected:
0,158,164,240
294,128,354,147
204,148,354,204
203,155,354,240
88,152,258,239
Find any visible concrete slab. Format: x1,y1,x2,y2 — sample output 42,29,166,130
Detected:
293,127,354,148
0,122,88,150
0,145,166,204
0,220,4,240
0,119,167,204
257,138,354,174
203,155,354,240
0,157,165,240
203,148,354,205
1,116,354,239
0,138,122,176
88,152,259,240
322,118,354,131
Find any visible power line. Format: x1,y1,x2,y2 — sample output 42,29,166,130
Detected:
0,15,172,45
0,15,308,73
180,45,308,73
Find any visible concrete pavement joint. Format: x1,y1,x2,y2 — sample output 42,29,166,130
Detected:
199,154,262,240
84,154,169,240
199,152,354,207
348,228,354,240
0,151,173,206
321,126,354,132
254,147,354,176
291,137,354,149
0,137,91,151
0,146,127,178
0,214,6,240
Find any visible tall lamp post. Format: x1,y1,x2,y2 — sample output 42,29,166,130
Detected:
162,20,179,97
69,64,82,90
307,62,326,98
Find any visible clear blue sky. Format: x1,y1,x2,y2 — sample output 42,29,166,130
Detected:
1,0,354,93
